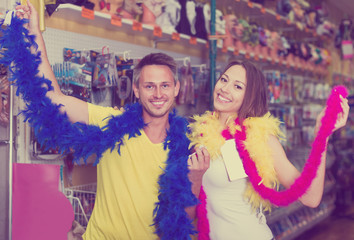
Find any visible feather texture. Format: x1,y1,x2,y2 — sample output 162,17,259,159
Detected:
192,86,347,238
236,85,348,206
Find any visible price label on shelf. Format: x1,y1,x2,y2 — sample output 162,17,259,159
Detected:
260,7,266,14
245,53,250,59
189,37,197,45
111,15,122,27
172,32,180,41
254,55,259,61
247,1,253,8
81,7,94,20
132,21,143,32
153,26,162,37
222,45,228,53
276,14,281,21
234,49,239,56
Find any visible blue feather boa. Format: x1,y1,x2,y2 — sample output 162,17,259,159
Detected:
0,13,198,239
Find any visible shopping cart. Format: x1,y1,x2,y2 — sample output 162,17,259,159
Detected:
64,183,97,228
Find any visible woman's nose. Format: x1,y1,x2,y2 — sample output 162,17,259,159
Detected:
220,82,230,93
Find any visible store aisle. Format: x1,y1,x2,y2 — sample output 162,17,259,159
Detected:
294,204,354,240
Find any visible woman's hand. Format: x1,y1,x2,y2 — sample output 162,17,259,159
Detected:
315,95,350,134
333,95,350,131
15,0,40,35
188,146,210,184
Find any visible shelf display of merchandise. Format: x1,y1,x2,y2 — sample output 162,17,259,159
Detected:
0,64,10,127
51,46,211,115
330,96,354,216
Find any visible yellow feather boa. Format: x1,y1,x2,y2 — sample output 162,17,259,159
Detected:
188,111,284,211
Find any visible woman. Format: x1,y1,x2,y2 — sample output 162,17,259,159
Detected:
187,61,350,240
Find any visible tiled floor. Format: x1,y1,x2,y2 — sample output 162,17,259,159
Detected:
295,205,354,240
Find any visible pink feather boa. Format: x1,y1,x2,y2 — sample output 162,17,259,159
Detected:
197,85,348,240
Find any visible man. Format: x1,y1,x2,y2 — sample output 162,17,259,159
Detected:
11,1,210,239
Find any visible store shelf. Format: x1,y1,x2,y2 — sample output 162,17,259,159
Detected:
279,205,335,240
267,178,335,225
267,201,303,225
53,4,207,49
218,45,328,76
217,0,324,41
51,4,329,75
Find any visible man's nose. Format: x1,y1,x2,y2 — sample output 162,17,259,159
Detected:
154,87,162,98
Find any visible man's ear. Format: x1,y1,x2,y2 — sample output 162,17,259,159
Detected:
174,80,180,97
132,83,139,99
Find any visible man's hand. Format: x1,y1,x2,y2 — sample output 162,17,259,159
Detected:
15,0,40,35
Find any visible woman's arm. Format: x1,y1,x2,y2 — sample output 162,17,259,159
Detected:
271,135,326,208
273,96,349,208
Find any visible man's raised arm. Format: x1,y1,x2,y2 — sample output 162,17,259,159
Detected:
16,0,89,124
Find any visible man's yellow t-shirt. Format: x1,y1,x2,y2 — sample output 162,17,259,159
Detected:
83,103,167,240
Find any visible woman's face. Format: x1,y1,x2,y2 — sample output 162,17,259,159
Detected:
213,65,247,117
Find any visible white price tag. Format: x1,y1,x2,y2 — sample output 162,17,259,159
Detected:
221,139,247,181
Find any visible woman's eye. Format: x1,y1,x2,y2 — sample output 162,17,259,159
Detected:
235,85,243,90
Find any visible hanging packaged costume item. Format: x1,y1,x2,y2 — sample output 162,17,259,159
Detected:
89,0,143,19
176,0,192,36
46,0,95,16
223,13,239,49
0,69,10,126
191,66,209,109
177,63,194,105
113,56,135,107
0,14,197,240
141,0,165,24
155,0,181,34
62,47,97,102
339,19,354,59
92,53,118,88
91,0,123,15
117,0,143,19
264,70,281,103
194,3,208,40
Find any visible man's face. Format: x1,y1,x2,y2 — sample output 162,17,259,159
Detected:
133,65,180,120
